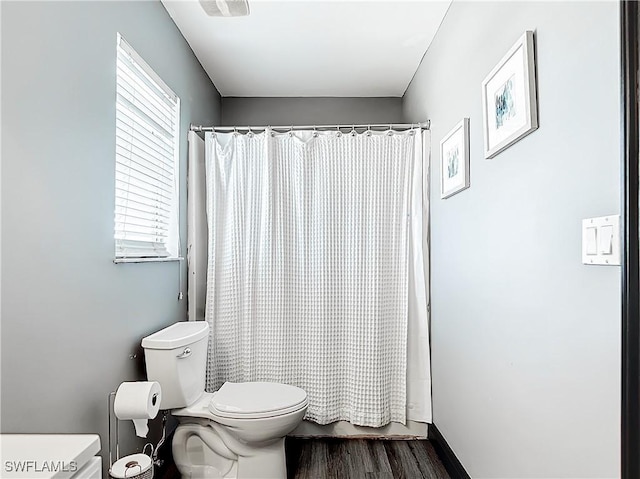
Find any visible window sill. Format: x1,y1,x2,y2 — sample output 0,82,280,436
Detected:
113,257,184,264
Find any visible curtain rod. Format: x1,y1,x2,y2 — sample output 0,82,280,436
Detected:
189,121,430,133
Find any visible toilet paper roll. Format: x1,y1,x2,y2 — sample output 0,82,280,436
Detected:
114,381,161,438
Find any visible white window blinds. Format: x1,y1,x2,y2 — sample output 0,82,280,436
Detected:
114,34,180,260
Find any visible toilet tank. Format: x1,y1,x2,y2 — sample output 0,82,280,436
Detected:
141,321,209,410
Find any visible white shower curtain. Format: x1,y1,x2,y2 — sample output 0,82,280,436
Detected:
197,128,431,427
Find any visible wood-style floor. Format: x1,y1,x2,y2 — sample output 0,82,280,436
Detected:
286,438,450,479
158,438,451,479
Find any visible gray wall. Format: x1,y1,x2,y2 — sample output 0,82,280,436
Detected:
221,97,403,126
403,2,620,478
1,0,220,466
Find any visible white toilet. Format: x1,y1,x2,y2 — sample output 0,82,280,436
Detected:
141,321,308,479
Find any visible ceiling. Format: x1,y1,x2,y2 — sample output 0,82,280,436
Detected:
161,0,452,97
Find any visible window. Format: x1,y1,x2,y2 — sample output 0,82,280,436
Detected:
114,33,180,261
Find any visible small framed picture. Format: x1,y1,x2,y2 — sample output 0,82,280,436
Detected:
440,118,470,199
482,30,538,159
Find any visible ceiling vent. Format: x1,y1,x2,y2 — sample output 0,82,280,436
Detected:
199,0,250,17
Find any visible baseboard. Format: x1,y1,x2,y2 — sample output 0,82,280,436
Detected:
428,424,471,479
289,420,428,438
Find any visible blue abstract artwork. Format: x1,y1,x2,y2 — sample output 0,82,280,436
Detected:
494,75,516,129
446,146,459,179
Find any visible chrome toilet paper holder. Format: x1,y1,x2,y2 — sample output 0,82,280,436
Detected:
108,391,167,470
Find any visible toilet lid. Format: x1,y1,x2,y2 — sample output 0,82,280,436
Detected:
208,382,308,419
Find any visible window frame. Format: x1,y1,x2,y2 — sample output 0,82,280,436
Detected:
113,33,181,264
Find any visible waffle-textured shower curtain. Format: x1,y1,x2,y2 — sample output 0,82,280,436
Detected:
202,128,429,427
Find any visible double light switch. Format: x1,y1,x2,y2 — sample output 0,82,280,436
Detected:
582,215,620,265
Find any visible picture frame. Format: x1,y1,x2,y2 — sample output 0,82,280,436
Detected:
481,30,538,159
440,118,470,199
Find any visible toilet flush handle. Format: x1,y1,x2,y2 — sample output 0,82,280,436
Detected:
176,347,191,359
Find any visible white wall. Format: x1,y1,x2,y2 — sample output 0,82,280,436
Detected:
1,0,220,467
403,2,620,478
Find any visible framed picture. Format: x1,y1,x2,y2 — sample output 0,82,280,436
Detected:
481,30,538,159
440,118,470,199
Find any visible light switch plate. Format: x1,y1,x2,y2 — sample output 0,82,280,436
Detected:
585,226,598,255
582,215,620,266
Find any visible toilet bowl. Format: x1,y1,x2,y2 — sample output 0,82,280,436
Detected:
172,385,307,478
142,322,308,479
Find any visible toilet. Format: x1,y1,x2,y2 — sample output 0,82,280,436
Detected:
141,321,308,479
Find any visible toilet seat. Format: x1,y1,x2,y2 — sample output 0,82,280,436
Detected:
209,382,308,419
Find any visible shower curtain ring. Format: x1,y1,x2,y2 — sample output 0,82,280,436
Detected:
366,124,372,136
